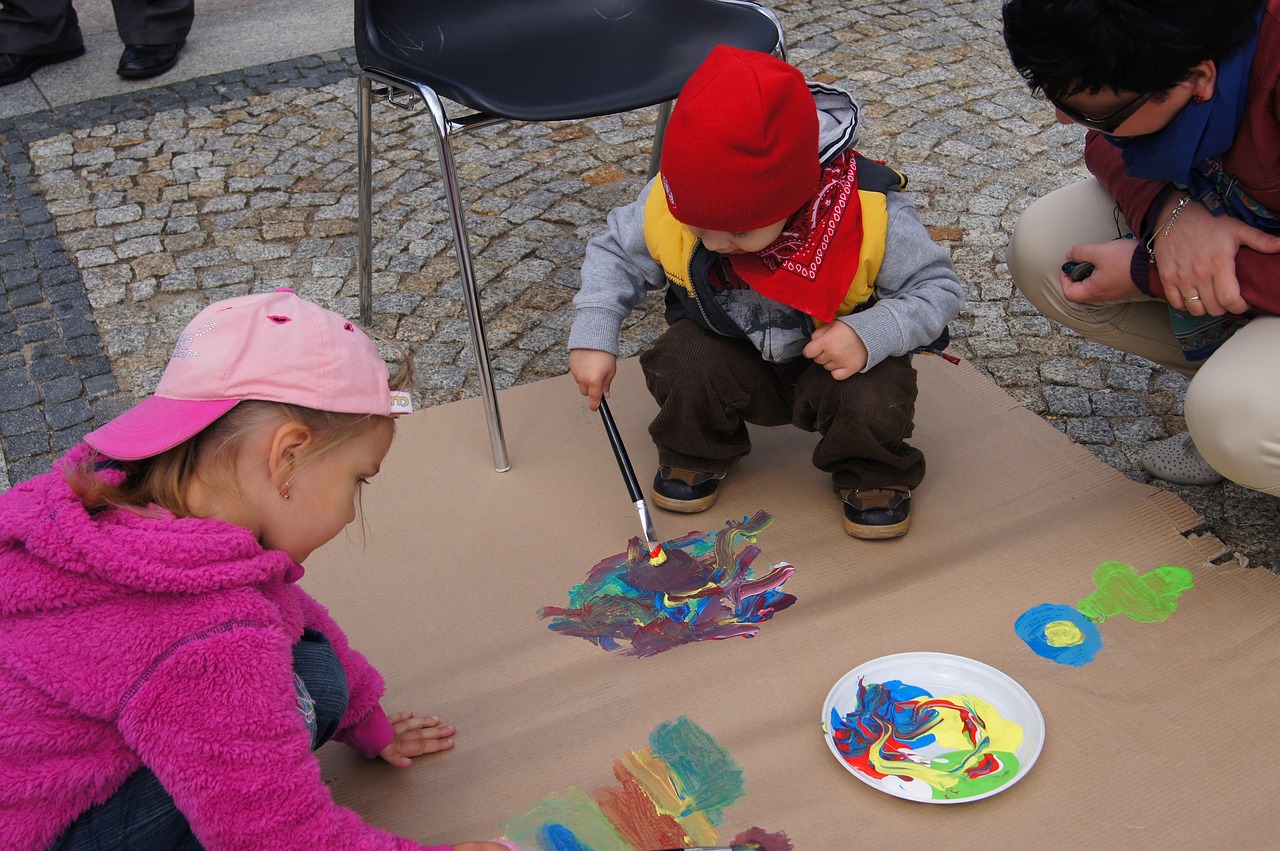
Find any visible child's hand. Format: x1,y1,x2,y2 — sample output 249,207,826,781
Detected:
378,711,456,768
803,322,868,380
568,348,618,411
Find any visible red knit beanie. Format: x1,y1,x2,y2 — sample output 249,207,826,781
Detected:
660,45,819,232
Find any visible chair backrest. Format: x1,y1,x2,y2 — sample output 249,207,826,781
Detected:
354,0,784,121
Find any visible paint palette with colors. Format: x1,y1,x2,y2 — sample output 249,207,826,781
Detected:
821,652,1045,803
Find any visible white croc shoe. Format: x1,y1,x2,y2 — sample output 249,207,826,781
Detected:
1140,432,1224,485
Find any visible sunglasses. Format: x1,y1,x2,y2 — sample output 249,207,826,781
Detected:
1051,90,1156,134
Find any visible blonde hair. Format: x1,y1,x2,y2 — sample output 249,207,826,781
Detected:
69,358,413,517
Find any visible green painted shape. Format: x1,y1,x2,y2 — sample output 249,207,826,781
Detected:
649,716,746,823
498,788,631,851
1076,561,1194,624
933,751,1022,800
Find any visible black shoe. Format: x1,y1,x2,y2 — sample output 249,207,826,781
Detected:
117,41,184,80
841,486,911,539
0,46,85,87
652,467,723,514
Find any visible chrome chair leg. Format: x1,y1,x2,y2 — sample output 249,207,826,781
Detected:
357,74,375,325
357,71,510,471
647,100,673,180
417,85,511,472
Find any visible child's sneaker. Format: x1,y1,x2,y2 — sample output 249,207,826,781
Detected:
652,467,723,513
840,486,911,539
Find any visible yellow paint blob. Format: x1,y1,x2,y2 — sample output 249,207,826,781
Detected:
934,695,1023,755
1044,619,1085,647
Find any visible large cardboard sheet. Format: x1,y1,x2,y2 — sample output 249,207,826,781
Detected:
308,356,1280,847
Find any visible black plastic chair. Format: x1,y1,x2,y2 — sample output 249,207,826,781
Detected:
355,0,785,471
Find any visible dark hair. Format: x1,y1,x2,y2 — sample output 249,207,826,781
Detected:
1002,0,1266,100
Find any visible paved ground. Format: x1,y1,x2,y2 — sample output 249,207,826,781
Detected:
2,0,1276,571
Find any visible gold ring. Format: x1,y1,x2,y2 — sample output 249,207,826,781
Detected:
1185,294,1201,302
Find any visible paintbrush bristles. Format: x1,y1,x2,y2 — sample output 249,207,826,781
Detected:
648,544,668,566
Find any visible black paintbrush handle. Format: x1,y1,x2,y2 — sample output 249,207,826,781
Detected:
598,398,644,504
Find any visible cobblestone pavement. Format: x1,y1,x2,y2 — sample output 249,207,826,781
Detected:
2,1,1276,570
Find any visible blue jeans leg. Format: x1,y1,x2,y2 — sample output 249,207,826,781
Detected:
50,628,350,850
48,767,200,851
292,626,350,749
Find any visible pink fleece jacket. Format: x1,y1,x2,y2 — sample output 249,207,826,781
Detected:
0,449,450,851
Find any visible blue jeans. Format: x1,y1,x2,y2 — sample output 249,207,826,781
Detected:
50,628,349,850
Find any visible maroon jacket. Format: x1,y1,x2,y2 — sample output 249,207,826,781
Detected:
1085,0,1280,314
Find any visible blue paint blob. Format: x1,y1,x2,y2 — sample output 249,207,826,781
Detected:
537,823,592,851
1015,603,1103,666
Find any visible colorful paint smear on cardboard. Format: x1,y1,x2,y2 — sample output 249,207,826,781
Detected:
1015,604,1102,666
1015,561,1193,666
539,510,796,657
826,678,1023,801
499,716,791,851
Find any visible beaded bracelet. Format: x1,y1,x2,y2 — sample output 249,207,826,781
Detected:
1145,193,1193,264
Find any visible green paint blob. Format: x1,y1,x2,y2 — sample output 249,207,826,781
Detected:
499,789,631,850
649,716,745,823
935,751,1022,800
1076,561,1194,624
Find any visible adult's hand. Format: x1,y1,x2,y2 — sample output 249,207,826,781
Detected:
1060,238,1146,304
1149,198,1278,316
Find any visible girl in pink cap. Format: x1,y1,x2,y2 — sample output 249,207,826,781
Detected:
0,290,511,850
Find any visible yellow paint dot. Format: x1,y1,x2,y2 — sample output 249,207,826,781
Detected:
1044,620,1084,647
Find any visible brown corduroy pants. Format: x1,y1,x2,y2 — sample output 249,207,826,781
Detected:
638,318,925,492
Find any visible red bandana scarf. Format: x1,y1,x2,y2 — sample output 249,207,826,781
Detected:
726,149,864,322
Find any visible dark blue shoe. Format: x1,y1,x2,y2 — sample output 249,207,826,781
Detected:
652,467,722,513
841,486,911,539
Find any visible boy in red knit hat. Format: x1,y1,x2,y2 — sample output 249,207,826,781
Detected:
568,45,964,539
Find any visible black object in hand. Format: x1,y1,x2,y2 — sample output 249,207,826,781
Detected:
1062,260,1095,282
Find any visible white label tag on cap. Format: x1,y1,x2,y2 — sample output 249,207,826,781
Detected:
389,391,414,414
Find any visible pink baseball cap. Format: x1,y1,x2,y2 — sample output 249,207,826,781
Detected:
84,288,413,461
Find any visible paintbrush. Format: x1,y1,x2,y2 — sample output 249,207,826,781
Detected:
597,397,667,566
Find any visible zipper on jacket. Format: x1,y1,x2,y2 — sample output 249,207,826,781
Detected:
687,241,734,337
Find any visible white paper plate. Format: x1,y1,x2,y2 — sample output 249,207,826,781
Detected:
821,652,1045,803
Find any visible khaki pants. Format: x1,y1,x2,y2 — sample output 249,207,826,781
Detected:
1008,177,1280,495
